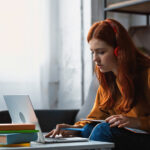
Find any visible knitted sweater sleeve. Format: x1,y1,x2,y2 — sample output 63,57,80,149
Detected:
74,86,109,127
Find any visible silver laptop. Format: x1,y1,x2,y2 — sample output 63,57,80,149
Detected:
3,95,88,143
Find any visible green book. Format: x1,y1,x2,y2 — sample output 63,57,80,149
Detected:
0,130,39,133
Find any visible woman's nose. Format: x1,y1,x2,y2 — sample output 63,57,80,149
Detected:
93,53,99,62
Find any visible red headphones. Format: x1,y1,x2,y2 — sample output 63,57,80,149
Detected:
114,47,119,56
105,19,119,57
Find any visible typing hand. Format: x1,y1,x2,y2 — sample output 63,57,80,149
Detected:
45,124,82,138
105,115,140,128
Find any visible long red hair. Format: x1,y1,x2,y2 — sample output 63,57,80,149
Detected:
87,19,150,113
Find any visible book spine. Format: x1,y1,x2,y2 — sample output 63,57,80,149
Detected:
0,124,35,131
1,132,38,145
0,130,39,133
0,143,30,147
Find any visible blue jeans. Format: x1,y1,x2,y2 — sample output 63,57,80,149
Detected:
81,122,150,150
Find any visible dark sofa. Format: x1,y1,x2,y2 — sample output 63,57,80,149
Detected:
0,109,78,132
0,74,99,132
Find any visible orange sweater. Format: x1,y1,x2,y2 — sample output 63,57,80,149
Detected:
75,68,150,132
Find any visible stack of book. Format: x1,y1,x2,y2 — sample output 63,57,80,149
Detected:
0,123,38,147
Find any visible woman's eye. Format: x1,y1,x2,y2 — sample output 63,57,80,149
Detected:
98,51,105,54
91,51,105,55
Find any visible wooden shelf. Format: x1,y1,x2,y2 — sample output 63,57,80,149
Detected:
104,0,150,15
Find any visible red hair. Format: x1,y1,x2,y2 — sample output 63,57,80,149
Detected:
88,18,150,113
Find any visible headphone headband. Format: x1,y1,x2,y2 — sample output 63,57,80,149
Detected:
105,19,118,34
105,19,119,56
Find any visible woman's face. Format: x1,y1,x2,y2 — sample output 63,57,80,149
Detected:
89,38,118,75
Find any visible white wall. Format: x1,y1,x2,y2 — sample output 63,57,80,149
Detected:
0,0,51,110
130,14,147,26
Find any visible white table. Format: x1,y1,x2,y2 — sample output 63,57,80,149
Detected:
0,141,114,150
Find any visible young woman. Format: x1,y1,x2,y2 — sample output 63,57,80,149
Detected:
46,19,150,150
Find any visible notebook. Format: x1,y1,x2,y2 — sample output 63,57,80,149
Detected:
3,95,88,143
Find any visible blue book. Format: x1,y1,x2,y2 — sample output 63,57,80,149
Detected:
0,132,37,145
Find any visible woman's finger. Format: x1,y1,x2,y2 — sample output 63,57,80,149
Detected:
45,129,55,138
49,124,64,138
50,124,77,138
105,115,120,122
108,116,122,124
110,120,121,127
105,115,115,122
45,124,81,138
108,117,118,124
51,125,63,137
61,130,72,137
118,122,129,128
61,129,79,137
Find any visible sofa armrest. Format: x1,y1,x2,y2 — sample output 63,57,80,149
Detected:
35,109,79,132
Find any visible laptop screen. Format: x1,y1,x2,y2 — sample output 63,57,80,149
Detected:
4,95,38,123
3,95,45,143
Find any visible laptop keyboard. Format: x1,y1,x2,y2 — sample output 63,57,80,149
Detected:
45,137,67,142
45,137,89,143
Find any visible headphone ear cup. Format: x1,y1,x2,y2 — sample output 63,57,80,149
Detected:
114,47,118,56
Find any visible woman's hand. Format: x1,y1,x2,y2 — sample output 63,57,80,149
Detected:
105,115,141,128
45,123,82,138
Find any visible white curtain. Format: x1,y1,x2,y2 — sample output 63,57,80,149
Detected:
0,0,52,110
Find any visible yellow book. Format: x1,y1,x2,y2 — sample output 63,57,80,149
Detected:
0,142,30,147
